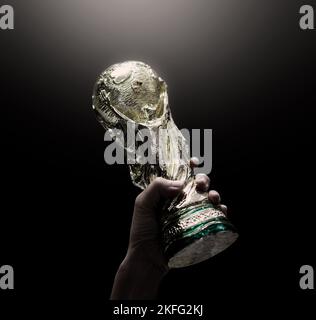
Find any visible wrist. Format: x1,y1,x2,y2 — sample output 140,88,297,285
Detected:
111,246,168,300
125,244,169,275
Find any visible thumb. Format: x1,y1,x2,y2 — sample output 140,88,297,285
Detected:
135,177,184,210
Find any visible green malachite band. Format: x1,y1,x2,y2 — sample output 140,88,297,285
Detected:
161,200,228,245
161,200,212,230
161,200,237,261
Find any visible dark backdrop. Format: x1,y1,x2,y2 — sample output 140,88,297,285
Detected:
1,0,315,315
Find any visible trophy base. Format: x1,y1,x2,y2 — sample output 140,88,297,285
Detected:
161,178,239,268
163,206,238,268
167,224,238,268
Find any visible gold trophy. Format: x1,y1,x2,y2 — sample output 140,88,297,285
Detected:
92,61,238,268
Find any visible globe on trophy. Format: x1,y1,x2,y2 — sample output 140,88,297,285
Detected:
92,61,238,268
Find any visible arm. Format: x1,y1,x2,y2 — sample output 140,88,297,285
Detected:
110,176,227,300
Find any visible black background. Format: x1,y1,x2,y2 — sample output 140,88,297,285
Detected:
1,0,315,315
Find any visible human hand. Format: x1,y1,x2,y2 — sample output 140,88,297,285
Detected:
111,164,228,299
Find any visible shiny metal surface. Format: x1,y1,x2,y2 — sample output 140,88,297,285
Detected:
92,61,238,268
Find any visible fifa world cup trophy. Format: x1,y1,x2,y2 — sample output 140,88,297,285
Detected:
92,61,238,268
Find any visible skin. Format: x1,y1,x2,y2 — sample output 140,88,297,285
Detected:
111,162,227,300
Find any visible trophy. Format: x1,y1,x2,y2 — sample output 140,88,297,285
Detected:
92,61,238,268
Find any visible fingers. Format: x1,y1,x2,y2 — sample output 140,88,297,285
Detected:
218,204,227,215
208,190,221,205
195,173,210,192
135,177,184,209
136,161,229,215
192,157,210,192
190,157,200,168
208,190,228,215
191,157,228,214
191,158,210,193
